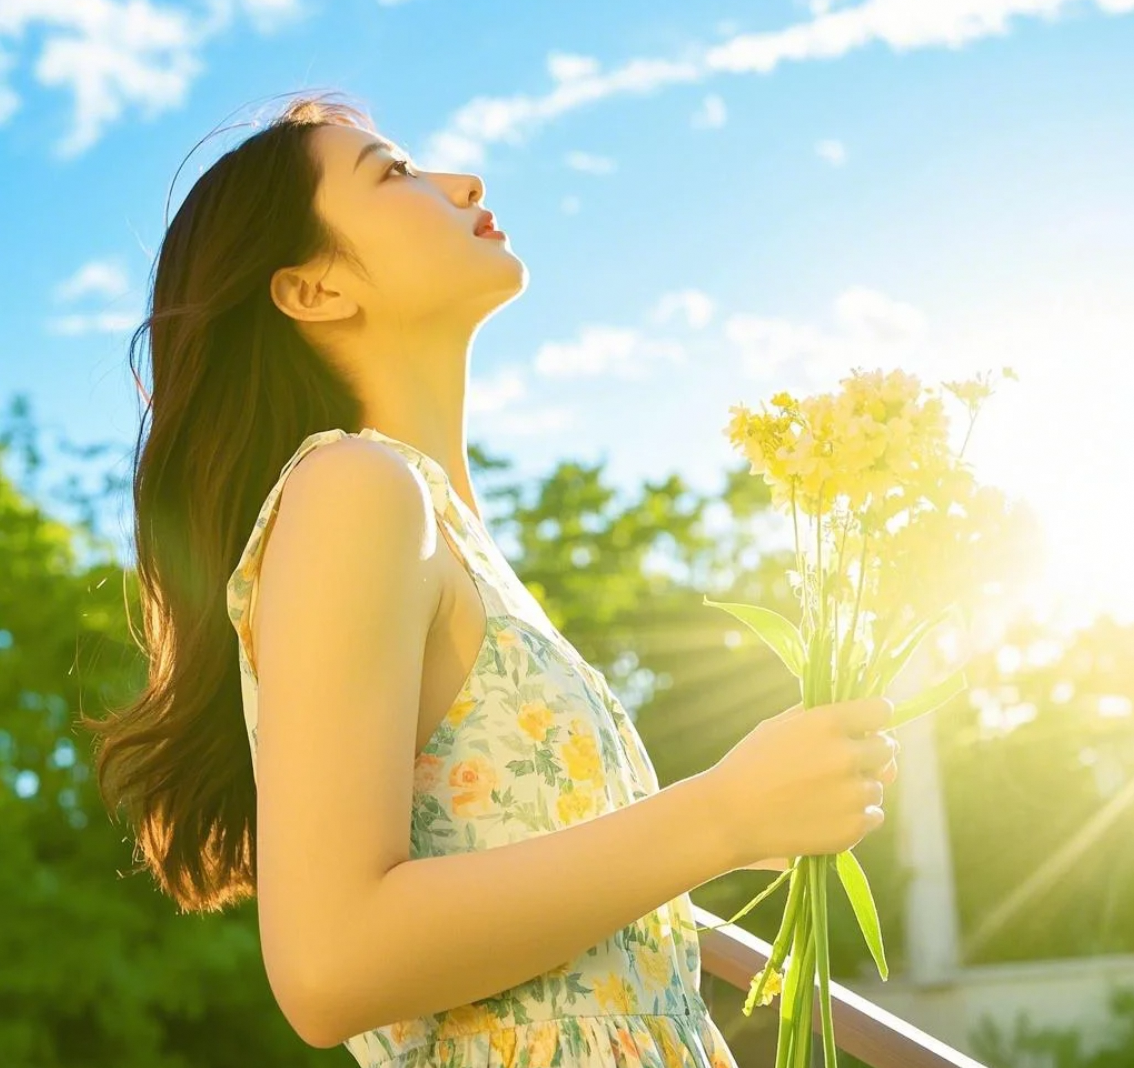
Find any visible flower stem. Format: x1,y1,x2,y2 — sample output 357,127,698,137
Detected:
790,906,817,1068
836,530,870,701
816,493,825,640
791,482,811,635
775,880,812,1068
831,510,852,699
810,854,838,1066
959,409,979,459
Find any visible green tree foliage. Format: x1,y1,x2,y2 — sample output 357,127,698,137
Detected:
0,398,349,1067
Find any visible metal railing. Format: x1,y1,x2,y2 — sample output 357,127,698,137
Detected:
692,904,989,1068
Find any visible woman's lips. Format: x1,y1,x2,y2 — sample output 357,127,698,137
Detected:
476,228,507,240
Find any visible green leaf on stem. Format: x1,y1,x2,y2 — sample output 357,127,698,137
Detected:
835,850,888,981
703,596,807,678
809,857,839,1068
892,667,969,727
697,865,792,933
874,604,959,692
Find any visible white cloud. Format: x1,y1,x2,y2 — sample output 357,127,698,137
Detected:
45,310,138,335
834,285,926,344
564,150,617,175
691,92,727,129
53,259,131,302
0,45,19,124
468,366,527,413
0,0,306,157
816,137,846,165
488,406,576,437
723,285,928,384
534,324,686,380
415,1,1131,173
548,52,602,82
648,289,716,329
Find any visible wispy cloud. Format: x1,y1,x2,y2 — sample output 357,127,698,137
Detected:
468,366,527,413
723,285,927,385
487,405,576,437
648,289,716,330
46,257,139,335
53,259,131,302
564,150,617,175
815,138,846,165
0,0,306,158
45,311,139,336
468,364,575,437
691,93,727,129
534,324,687,380
415,1,1132,173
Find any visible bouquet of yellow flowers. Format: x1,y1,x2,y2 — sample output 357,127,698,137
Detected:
701,365,1018,1067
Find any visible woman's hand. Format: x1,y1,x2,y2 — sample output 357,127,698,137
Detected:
734,730,899,871
734,748,902,875
708,698,901,871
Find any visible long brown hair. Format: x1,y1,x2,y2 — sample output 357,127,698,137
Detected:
77,91,382,914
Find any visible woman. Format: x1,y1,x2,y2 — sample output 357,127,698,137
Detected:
82,92,899,1066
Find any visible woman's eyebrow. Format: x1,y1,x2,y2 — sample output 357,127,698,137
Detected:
353,138,397,173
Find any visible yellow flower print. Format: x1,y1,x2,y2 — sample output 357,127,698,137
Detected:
448,755,499,818
489,1027,516,1065
495,626,523,653
642,909,663,946
593,972,635,1013
448,695,477,729
517,700,554,742
639,945,672,989
527,1022,559,1064
556,781,598,824
436,1001,495,1038
561,723,604,785
654,1019,684,1066
389,1017,428,1045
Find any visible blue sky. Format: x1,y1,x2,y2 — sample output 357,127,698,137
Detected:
1,0,1132,631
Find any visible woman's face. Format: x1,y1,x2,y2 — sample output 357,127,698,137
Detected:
297,123,526,330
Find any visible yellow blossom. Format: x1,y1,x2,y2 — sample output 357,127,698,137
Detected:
745,965,783,1010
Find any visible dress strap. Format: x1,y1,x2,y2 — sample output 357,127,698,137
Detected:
355,426,453,516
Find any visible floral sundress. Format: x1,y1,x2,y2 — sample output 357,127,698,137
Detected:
225,427,739,1068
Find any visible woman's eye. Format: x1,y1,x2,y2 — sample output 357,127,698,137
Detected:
387,158,417,179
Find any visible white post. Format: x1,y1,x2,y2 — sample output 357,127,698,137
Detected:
890,635,962,986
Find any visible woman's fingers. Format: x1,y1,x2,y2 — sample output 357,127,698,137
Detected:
853,732,899,773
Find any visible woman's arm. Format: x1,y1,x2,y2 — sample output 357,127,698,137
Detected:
305,770,735,1047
